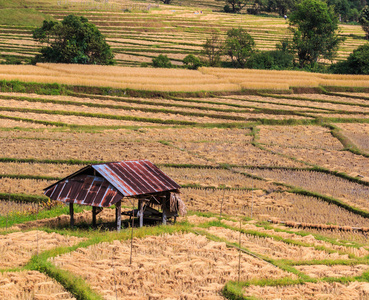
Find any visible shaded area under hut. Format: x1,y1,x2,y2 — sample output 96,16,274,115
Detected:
44,160,186,230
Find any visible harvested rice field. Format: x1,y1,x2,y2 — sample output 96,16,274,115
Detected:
243,282,369,299
0,78,369,299
0,270,76,299
51,233,293,299
0,230,84,268
1,3,369,297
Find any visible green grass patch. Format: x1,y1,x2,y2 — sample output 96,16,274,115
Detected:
0,8,53,26
0,203,88,228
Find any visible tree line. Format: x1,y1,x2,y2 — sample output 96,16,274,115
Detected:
28,0,369,74
225,0,366,23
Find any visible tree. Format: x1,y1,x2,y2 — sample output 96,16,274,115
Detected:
183,55,202,69
33,15,114,65
224,0,249,13
224,28,255,68
152,54,173,68
267,0,295,16
359,6,369,39
331,43,369,74
202,31,223,67
289,0,344,68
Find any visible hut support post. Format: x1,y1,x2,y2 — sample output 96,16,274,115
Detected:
162,193,169,225
92,206,97,227
69,203,74,228
139,200,143,228
116,200,121,232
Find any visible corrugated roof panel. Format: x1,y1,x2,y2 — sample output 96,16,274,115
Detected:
92,160,180,197
44,160,180,207
44,175,122,207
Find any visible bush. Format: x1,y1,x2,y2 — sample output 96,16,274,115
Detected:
183,55,202,70
360,6,369,39
331,43,369,74
224,4,232,12
152,54,173,68
0,56,23,65
246,50,294,70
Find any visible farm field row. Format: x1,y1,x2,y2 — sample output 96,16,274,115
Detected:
0,67,368,298
3,214,369,299
0,3,366,66
3,64,369,93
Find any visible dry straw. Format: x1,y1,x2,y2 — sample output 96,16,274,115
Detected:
1,64,369,92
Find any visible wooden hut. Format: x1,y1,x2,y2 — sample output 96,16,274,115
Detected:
43,160,185,231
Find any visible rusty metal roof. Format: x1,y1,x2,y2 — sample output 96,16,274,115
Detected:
44,160,180,207
44,174,123,207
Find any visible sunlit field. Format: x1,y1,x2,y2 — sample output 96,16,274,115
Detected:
0,66,369,298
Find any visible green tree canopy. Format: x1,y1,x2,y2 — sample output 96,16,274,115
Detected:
289,0,344,68
331,43,369,74
224,28,255,68
224,0,249,13
359,6,369,39
33,15,114,65
267,0,295,16
202,31,223,67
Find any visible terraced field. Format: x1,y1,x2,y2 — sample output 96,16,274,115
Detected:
0,64,368,298
0,0,366,66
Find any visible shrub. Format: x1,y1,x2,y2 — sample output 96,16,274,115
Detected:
183,55,202,70
246,50,294,70
331,43,369,74
152,54,173,68
224,4,232,12
359,6,369,39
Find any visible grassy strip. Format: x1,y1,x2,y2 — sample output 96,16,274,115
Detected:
258,221,366,249
326,123,369,157
0,94,256,119
0,94,318,120
324,91,369,101
25,223,190,299
0,157,101,165
223,266,369,299
0,79,243,99
259,92,369,108
223,281,254,300
0,114,188,131
0,173,59,181
323,87,369,94
0,172,259,191
202,220,356,258
0,93,253,114
28,258,103,300
253,140,369,187
240,164,369,187
0,113,69,127
0,204,88,228
193,228,311,281
291,187,369,219
0,192,47,203
253,141,312,167
0,105,316,128
0,106,200,125
219,95,336,112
